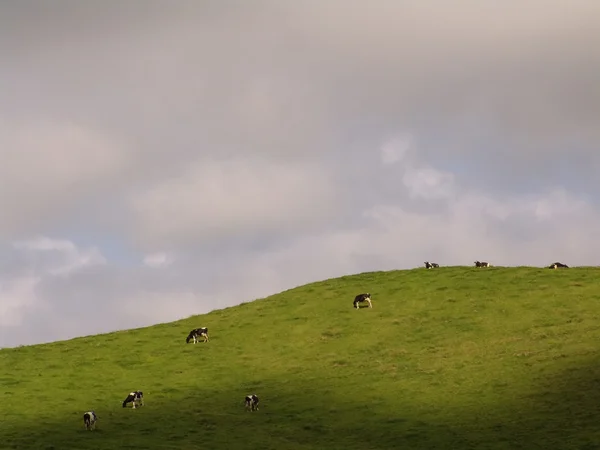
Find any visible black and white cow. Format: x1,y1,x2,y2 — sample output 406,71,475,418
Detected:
474,261,490,267
424,261,439,269
122,390,144,408
83,411,97,430
549,262,569,269
186,327,209,344
353,293,372,309
245,394,259,411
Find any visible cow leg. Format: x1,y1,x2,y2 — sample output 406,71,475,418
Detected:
367,299,372,308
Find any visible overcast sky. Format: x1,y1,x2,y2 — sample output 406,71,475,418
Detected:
1,0,599,348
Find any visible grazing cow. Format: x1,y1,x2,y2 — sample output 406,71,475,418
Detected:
245,394,259,411
122,391,144,408
424,261,439,269
353,293,372,309
186,327,209,344
83,411,97,430
549,262,569,269
474,261,490,267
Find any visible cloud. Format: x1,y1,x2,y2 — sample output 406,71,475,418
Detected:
403,166,456,201
0,1,599,347
380,135,411,166
0,237,105,331
129,158,338,250
0,119,131,239
0,276,40,327
143,252,173,268
12,237,106,276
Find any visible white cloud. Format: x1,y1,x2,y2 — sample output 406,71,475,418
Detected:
403,166,456,200
0,276,40,327
254,187,600,280
12,236,106,276
381,135,411,165
130,158,339,249
143,252,173,268
0,237,107,332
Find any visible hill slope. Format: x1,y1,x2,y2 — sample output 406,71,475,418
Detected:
2,267,600,449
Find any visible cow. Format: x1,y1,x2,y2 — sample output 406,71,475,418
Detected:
245,394,259,411
424,261,439,269
474,261,490,267
353,293,372,309
83,411,97,430
186,327,209,344
122,391,144,408
549,262,569,269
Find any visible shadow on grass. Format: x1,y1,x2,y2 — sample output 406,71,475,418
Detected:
497,359,600,450
1,376,463,450
4,360,600,450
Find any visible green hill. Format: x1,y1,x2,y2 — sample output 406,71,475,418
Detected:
2,266,600,449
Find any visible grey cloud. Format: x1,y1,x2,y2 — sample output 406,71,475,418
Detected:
0,120,132,238
2,1,597,164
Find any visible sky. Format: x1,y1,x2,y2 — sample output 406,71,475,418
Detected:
1,0,599,348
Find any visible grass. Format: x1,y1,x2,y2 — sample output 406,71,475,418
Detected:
2,266,600,449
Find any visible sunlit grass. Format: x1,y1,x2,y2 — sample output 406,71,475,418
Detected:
2,266,600,449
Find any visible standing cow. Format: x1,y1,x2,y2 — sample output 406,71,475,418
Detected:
186,327,209,343
245,394,259,411
353,293,372,309
83,411,98,430
122,391,144,408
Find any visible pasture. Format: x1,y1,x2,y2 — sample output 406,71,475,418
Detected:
2,266,600,449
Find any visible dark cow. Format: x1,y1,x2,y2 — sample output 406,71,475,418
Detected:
474,261,490,267
549,262,569,269
424,261,439,269
245,394,259,411
353,293,372,309
83,411,97,430
186,327,209,344
122,391,144,408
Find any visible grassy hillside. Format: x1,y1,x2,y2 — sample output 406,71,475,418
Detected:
2,266,600,449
